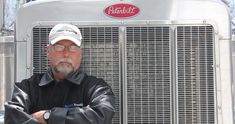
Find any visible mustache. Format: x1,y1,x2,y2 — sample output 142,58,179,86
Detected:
56,58,73,65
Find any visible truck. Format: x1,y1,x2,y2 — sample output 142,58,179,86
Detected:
12,0,235,123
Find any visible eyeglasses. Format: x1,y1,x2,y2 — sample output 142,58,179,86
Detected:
53,44,80,52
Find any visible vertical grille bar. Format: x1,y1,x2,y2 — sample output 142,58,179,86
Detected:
32,26,121,124
126,27,172,124
176,26,214,124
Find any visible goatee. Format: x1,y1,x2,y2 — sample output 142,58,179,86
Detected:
54,62,74,78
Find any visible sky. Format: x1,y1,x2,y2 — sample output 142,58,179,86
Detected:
223,0,235,33
4,0,19,30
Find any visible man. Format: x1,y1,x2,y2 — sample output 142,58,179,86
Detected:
4,24,115,124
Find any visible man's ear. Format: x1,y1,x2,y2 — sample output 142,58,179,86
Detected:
79,48,83,58
45,45,50,56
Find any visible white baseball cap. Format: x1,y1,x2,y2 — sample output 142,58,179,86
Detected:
49,24,82,46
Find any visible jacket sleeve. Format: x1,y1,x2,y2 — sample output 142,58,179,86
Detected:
48,80,116,124
4,84,40,124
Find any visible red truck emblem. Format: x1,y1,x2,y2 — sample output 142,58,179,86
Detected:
104,4,140,18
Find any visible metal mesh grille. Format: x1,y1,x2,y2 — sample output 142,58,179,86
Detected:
32,27,121,124
79,27,120,124
33,25,215,124
126,27,172,124
33,28,51,73
176,26,214,124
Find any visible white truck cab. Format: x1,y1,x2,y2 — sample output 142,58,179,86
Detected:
15,0,234,123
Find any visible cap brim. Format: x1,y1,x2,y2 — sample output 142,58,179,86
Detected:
50,36,81,46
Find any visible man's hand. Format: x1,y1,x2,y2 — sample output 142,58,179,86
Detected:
31,110,47,124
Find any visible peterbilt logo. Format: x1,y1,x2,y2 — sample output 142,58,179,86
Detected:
104,4,140,18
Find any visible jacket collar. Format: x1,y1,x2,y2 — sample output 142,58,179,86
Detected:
39,69,85,86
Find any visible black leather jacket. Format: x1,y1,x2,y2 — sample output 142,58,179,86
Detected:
4,70,115,124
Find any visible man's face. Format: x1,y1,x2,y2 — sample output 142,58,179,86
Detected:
47,40,82,79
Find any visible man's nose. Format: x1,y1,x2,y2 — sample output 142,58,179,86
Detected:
63,47,70,57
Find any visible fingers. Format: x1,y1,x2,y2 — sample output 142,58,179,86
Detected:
31,110,47,124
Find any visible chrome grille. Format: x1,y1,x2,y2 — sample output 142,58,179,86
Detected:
79,27,120,124
32,28,50,73
176,26,214,124
32,27,121,124
32,25,215,124
126,27,172,124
